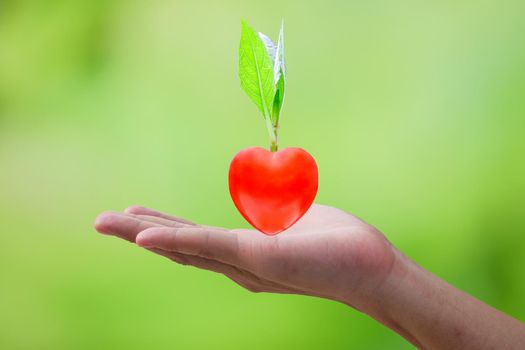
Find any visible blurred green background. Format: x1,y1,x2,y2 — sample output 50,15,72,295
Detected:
1,0,524,349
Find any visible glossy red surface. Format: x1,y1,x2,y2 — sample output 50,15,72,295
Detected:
228,147,318,235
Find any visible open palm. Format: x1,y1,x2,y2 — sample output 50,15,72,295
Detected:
95,204,396,310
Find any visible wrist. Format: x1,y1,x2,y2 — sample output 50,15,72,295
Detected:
345,247,426,348
335,234,525,349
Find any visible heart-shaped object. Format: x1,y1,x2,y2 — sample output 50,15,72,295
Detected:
228,147,318,235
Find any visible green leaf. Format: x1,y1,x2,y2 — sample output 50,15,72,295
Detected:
271,21,286,124
239,20,275,119
274,20,286,82
271,69,285,124
258,32,277,64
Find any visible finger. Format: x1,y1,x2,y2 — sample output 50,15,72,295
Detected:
226,275,287,294
147,248,188,265
146,247,255,285
94,212,161,242
129,214,193,229
145,248,286,294
124,206,196,225
136,227,245,267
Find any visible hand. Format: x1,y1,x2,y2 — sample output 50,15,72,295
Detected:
94,204,396,312
94,204,525,349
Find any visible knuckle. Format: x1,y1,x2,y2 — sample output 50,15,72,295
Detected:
197,230,214,258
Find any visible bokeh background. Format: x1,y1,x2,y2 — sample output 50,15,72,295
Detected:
1,0,524,349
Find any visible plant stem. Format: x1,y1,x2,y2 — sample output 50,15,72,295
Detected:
270,132,278,152
265,117,279,152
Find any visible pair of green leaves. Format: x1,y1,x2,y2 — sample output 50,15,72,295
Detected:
239,20,286,127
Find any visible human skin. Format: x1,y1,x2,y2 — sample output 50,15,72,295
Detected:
94,204,525,349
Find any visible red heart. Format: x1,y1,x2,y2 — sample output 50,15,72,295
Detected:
228,147,318,235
